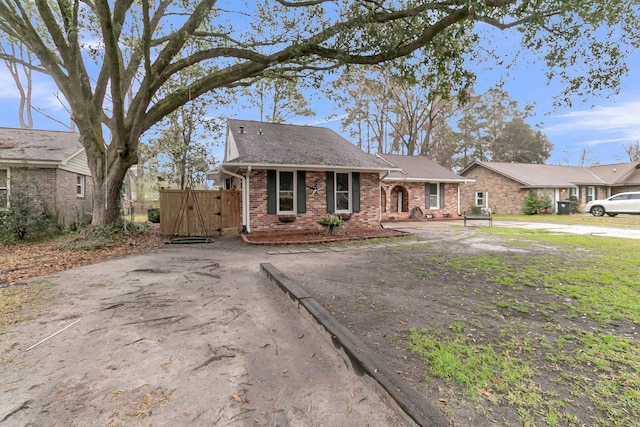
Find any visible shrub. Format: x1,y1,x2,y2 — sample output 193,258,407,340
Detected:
147,208,160,223
318,214,344,235
0,185,60,242
523,191,552,215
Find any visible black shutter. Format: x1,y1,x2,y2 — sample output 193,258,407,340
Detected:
440,183,445,209
267,169,277,214
425,183,430,209
297,171,306,213
352,172,360,213
326,171,335,213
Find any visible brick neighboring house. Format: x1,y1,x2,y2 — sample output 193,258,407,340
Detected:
459,161,640,214
0,127,93,226
213,119,401,233
377,153,473,221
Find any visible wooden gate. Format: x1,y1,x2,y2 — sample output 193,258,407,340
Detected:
159,189,241,237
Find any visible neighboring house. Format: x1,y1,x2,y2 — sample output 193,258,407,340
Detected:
376,153,473,221
0,127,93,226
459,161,640,214
212,119,401,233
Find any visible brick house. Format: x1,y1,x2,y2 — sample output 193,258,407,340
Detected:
0,127,93,226
377,154,473,221
459,161,640,214
213,119,401,233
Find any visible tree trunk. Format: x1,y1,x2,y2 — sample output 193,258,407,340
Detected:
82,131,138,226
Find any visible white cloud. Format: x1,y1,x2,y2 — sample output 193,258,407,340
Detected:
546,100,640,134
544,100,640,147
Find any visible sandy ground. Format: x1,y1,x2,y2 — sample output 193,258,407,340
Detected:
1,238,416,427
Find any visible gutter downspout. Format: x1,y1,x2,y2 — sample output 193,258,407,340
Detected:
220,165,250,233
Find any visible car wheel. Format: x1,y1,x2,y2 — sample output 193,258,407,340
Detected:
590,206,605,216
607,213,618,217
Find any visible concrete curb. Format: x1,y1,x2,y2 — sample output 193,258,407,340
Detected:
261,263,450,427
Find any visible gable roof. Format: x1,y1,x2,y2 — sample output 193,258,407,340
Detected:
222,119,398,172
587,162,640,185
377,153,472,183
0,127,84,165
460,161,640,188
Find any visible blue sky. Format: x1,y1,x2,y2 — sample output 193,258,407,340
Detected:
1,33,639,167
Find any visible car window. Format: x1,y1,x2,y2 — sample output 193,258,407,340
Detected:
610,194,629,200
629,194,640,200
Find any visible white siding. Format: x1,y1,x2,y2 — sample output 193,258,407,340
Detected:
60,150,91,176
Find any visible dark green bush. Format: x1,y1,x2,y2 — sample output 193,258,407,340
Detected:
147,208,160,223
523,191,552,215
0,187,60,242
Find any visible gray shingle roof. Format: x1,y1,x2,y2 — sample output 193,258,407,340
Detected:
223,119,395,171
0,127,83,163
462,161,640,187
587,162,640,185
378,154,471,182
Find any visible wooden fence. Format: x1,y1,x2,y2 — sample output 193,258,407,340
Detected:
159,189,241,237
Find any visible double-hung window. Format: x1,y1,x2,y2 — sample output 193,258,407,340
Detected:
0,168,8,209
76,175,85,198
586,186,595,203
277,171,295,213
475,191,485,207
426,183,439,209
335,172,351,212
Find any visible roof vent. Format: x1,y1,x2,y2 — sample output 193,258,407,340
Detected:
239,126,244,134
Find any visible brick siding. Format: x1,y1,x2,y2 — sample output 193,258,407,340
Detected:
235,169,381,232
8,167,93,226
381,182,461,221
459,166,528,214
460,165,640,214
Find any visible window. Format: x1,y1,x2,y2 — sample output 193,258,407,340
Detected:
277,171,295,213
76,175,85,198
586,186,595,203
335,172,351,212
426,183,439,209
0,168,8,208
475,191,484,207
569,187,578,199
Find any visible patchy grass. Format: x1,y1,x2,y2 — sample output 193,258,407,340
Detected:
0,282,51,332
403,228,640,426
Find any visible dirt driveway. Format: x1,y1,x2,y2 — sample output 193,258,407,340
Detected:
2,220,637,426
1,238,414,427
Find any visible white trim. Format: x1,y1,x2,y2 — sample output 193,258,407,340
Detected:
220,165,250,233
223,162,401,173
0,167,8,209
334,171,352,213
276,170,296,214
76,175,86,198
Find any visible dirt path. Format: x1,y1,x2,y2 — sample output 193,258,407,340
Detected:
1,239,414,427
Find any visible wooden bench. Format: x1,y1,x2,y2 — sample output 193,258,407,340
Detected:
463,209,492,226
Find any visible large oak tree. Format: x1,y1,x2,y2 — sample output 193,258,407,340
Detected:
0,0,638,225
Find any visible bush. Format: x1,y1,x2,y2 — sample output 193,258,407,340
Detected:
523,191,552,215
318,214,344,235
0,186,60,242
147,208,160,223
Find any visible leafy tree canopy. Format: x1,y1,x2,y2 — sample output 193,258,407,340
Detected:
0,0,638,224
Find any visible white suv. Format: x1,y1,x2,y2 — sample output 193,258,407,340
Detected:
586,192,640,217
